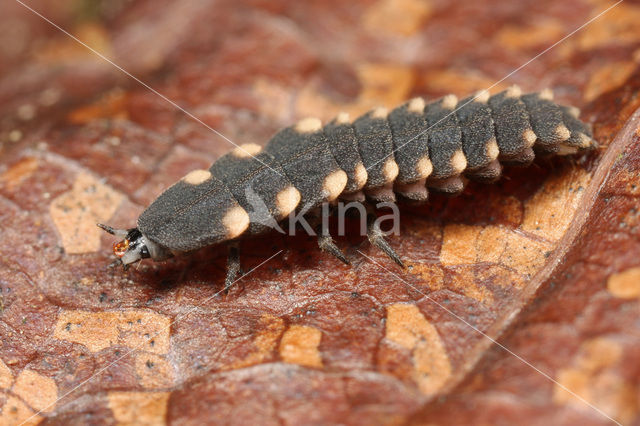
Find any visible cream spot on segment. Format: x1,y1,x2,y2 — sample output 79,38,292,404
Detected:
416,156,433,178
523,129,537,147
567,106,581,118
441,94,458,110
474,89,490,104
554,124,571,141
506,85,522,98
279,325,323,368
231,143,262,158
539,88,554,100
607,267,640,299
486,138,499,160
12,369,58,413
353,163,368,189
450,150,467,173
372,106,389,119
578,133,593,148
383,158,400,182
335,112,350,124
182,169,212,185
407,97,425,113
275,186,301,218
323,169,348,201
385,303,452,395
295,117,322,133
223,206,250,238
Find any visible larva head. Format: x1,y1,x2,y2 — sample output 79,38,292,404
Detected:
97,224,170,269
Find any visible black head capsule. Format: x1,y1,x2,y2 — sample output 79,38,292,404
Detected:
97,224,168,270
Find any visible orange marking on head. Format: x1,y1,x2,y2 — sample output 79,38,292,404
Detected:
113,239,129,258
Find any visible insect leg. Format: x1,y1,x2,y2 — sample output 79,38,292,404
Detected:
312,206,350,265
366,209,404,268
225,241,242,293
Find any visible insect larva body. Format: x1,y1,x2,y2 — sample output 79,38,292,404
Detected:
99,86,597,284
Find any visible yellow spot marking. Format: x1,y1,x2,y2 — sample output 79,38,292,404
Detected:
371,106,389,119
223,206,250,238
578,132,592,148
383,158,399,182
607,267,640,299
335,112,350,124
416,156,433,178
523,128,537,148
231,143,262,158
353,163,368,189
407,97,425,113
486,138,499,160
0,359,12,390
108,392,170,425
182,169,212,185
279,325,323,368
539,88,554,100
554,124,571,141
386,304,451,395
276,186,301,218
506,85,522,98
295,117,322,133
474,89,490,104
441,94,458,110
12,369,58,413
54,310,171,353
323,169,348,201
450,150,467,173
567,106,581,118
50,173,124,254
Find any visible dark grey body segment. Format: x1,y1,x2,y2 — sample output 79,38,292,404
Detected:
521,93,567,150
388,100,430,184
265,125,342,211
138,174,240,252
560,106,593,148
113,87,596,272
210,151,290,234
424,99,463,178
455,96,496,170
353,110,396,188
488,90,533,158
323,118,365,192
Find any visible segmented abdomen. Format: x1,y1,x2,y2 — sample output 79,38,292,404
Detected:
138,86,596,251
